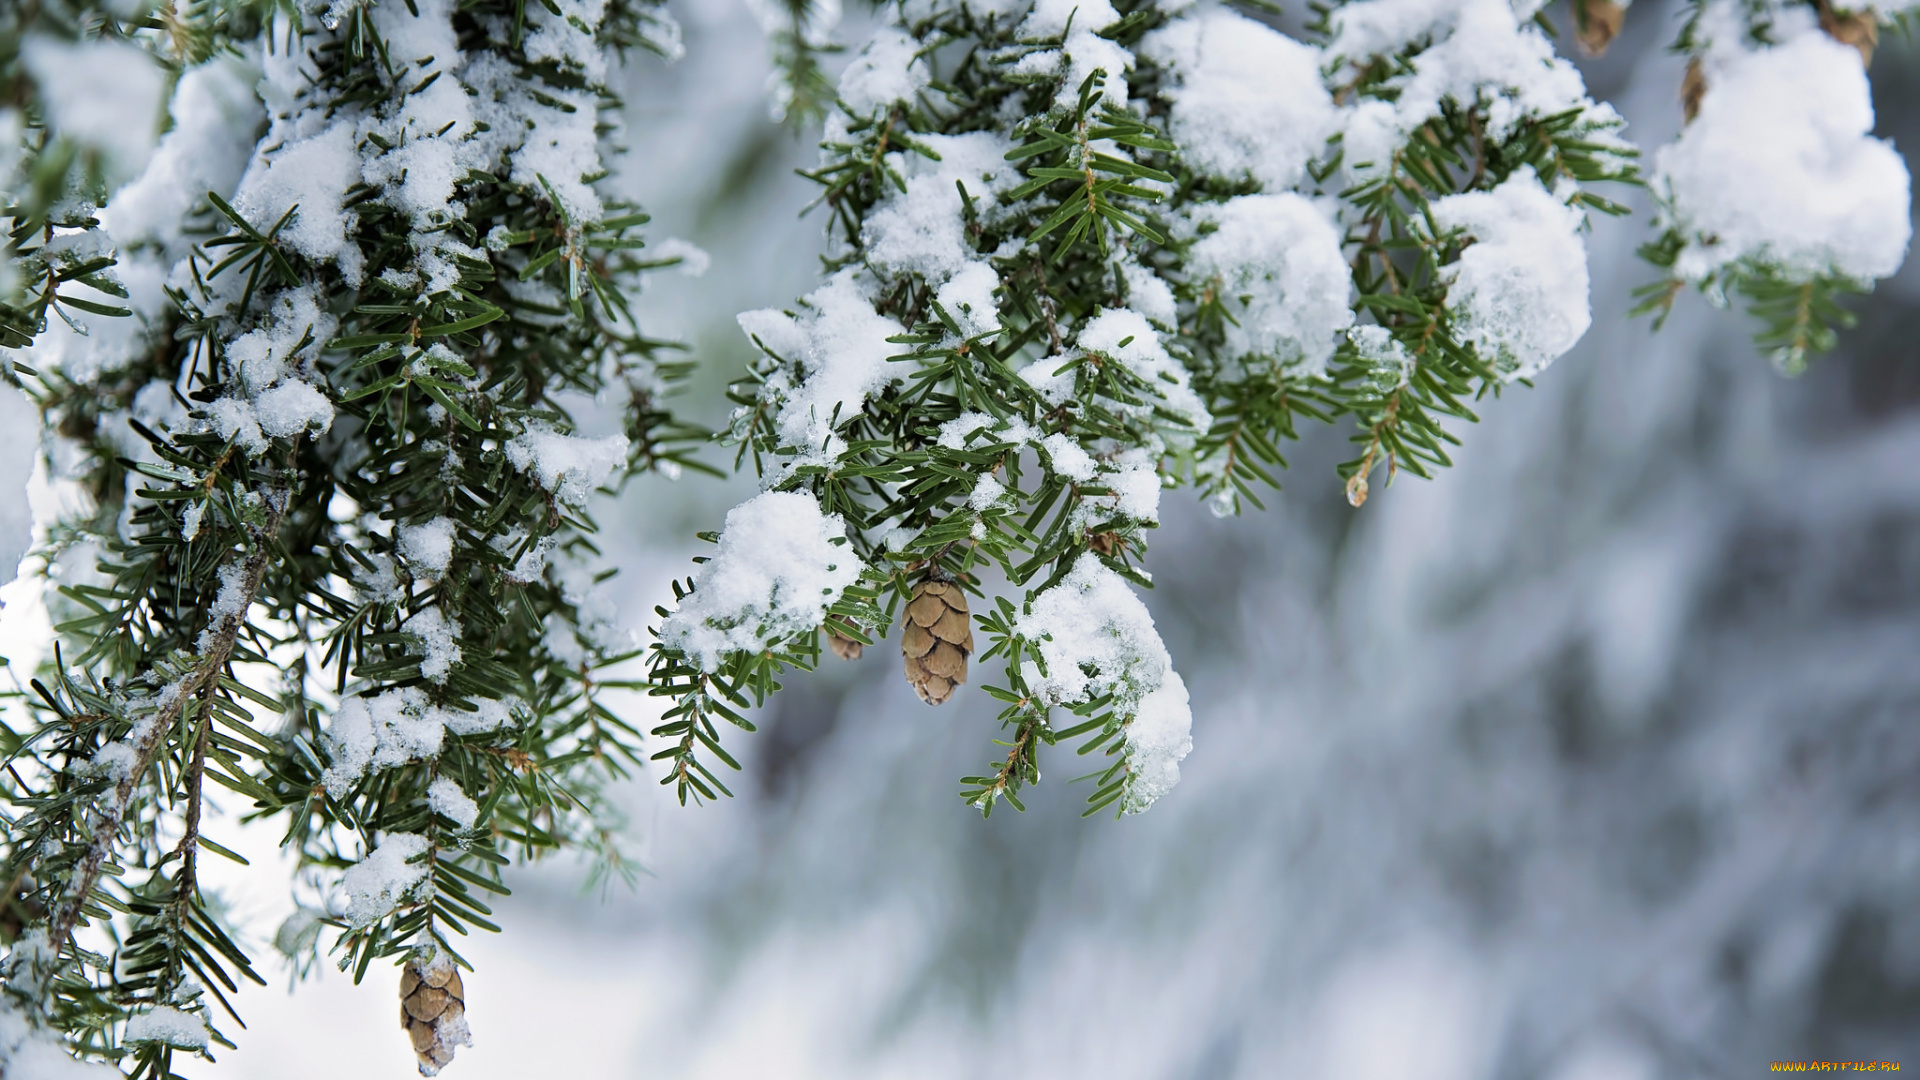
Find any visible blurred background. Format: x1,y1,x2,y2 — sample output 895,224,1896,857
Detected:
117,1,1920,1076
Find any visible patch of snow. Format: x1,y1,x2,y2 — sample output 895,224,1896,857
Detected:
657,492,865,672
426,776,479,829
1654,26,1910,284
1431,168,1591,380
1187,194,1354,376
1140,10,1336,191
339,833,430,929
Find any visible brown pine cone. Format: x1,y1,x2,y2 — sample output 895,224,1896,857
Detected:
1575,0,1625,56
827,618,864,660
1820,5,1878,67
1681,57,1707,123
901,579,972,706
400,955,470,1076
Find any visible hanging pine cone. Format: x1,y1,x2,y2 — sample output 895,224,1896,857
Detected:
400,954,471,1076
902,579,972,705
1681,57,1707,123
1819,5,1878,67
827,617,864,660
1575,0,1625,56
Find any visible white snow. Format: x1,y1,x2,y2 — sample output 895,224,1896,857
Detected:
736,270,908,468
1040,433,1098,482
934,262,1002,338
404,606,463,684
862,132,1020,284
123,1007,208,1050
363,0,478,229
1086,454,1164,526
505,428,629,505
1118,258,1177,329
465,51,606,224
339,832,431,928
497,530,557,584
399,518,458,576
231,121,365,282
427,776,479,829
1122,671,1193,813
1016,0,1131,109
1350,325,1417,393
0,384,38,589
0,992,123,1079
1139,10,1337,191
1187,194,1355,376
1431,169,1591,380
353,552,407,605
1653,26,1911,284
935,411,1033,450
1329,0,1619,182
1015,554,1192,812
195,562,252,652
1025,308,1211,435
657,491,865,672
20,36,166,186
838,26,930,116
320,689,512,797
253,381,335,440
968,472,1008,512
103,55,263,253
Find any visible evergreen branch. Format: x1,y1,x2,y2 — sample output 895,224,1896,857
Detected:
44,476,287,964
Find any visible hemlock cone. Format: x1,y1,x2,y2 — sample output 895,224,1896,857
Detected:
902,579,974,705
400,954,469,1075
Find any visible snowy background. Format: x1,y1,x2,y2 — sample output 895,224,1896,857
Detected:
21,1,1915,1076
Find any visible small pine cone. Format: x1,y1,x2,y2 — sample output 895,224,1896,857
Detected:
1819,6,1878,67
827,619,864,660
901,579,972,706
1575,0,1625,55
400,955,471,1076
1681,57,1707,123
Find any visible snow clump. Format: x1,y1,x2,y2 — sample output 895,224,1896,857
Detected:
321,689,516,797
427,777,480,829
1653,24,1910,285
837,25,931,117
339,833,430,928
1186,194,1355,376
1015,554,1193,813
1431,168,1591,380
736,271,909,472
505,428,630,505
657,492,865,672
1138,9,1337,191
123,1007,209,1050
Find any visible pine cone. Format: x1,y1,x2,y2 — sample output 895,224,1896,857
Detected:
827,618,864,660
400,955,471,1076
1820,6,1878,67
1575,0,1625,56
1681,57,1707,123
901,579,972,705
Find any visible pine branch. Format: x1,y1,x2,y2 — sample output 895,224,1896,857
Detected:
45,476,287,963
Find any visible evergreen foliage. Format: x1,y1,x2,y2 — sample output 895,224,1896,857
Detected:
0,0,691,1074
1634,0,1911,373
646,0,1637,821
0,0,1906,1075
